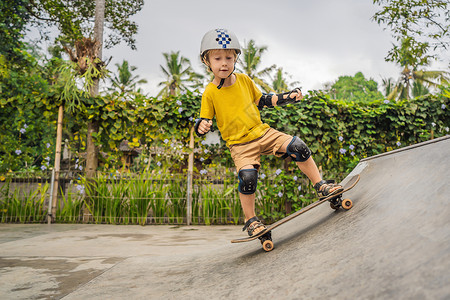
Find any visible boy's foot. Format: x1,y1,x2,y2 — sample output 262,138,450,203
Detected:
314,180,344,200
242,216,267,237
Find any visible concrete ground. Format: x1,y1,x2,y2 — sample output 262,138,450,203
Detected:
0,224,241,299
1,136,449,299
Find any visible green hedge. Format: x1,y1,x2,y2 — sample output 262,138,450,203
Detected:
205,89,449,176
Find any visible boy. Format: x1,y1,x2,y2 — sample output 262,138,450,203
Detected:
195,29,343,237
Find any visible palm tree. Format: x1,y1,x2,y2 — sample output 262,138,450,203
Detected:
412,80,430,97
237,40,276,93
387,38,450,100
381,77,395,97
108,60,147,95
411,70,449,97
158,51,203,97
387,67,449,100
271,67,301,93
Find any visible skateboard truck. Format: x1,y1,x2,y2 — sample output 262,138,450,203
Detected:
259,231,273,252
329,194,353,210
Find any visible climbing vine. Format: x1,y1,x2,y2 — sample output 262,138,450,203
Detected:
1,51,448,175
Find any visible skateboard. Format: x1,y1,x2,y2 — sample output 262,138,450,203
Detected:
231,174,360,252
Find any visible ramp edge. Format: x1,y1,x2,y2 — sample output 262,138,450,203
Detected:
359,135,449,163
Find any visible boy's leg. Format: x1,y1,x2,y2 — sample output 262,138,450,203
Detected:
279,139,342,194
239,164,258,221
294,157,322,186
239,192,256,222
239,164,266,235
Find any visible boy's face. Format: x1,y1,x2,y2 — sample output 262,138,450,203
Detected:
206,49,237,79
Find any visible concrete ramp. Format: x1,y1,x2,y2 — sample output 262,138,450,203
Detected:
63,136,449,299
1,136,449,299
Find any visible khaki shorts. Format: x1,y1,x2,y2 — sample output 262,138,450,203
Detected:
229,128,292,171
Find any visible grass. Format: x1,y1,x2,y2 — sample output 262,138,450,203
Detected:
0,169,322,225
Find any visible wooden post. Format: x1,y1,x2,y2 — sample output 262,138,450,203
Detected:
51,105,64,222
47,169,55,224
186,126,195,225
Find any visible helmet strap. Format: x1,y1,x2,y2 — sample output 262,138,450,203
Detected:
217,78,226,89
217,54,239,90
217,68,234,90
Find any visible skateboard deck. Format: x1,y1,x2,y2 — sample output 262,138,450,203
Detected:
231,174,360,251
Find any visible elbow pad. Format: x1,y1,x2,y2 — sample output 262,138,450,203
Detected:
257,94,274,110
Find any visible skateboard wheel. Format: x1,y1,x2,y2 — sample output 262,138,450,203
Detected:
262,240,274,252
330,202,339,210
341,198,353,210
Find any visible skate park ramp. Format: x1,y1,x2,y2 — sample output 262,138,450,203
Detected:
1,136,449,299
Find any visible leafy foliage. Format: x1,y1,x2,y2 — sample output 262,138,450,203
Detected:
259,89,449,175
372,0,450,66
27,0,144,49
325,72,384,103
1,87,448,223
0,0,31,63
0,42,57,172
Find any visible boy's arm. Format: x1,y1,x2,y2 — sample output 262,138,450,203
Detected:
257,88,303,110
197,89,215,136
194,118,213,137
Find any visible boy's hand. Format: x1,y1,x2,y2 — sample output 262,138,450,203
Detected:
282,88,302,102
290,88,303,102
197,119,213,135
276,88,303,106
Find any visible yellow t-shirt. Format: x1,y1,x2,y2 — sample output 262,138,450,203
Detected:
200,73,270,146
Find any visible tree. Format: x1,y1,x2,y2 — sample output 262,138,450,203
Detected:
385,38,450,101
0,57,55,172
84,0,105,179
26,0,143,50
412,81,430,98
23,0,144,177
237,39,276,93
372,0,450,66
108,60,147,97
271,67,301,93
0,0,31,64
157,51,203,97
326,72,383,103
387,67,449,100
381,77,395,97
0,1,57,172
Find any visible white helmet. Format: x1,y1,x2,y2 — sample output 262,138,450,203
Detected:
200,28,241,62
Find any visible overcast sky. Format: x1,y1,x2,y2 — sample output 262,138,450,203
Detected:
101,0,448,96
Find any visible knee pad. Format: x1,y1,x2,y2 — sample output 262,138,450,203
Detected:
238,169,258,195
286,136,311,162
